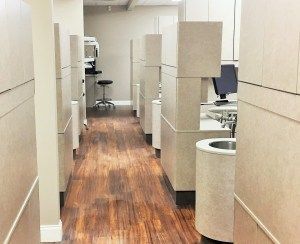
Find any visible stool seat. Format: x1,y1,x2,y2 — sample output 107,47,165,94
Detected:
97,80,113,85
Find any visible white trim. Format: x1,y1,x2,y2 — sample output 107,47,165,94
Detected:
40,220,63,243
4,177,39,244
111,100,132,106
234,194,280,244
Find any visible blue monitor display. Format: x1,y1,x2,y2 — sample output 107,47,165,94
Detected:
212,65,238,99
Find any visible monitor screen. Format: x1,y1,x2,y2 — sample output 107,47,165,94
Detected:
212,65,238,99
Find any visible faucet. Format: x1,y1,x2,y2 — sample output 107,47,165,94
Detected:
220,113,237,138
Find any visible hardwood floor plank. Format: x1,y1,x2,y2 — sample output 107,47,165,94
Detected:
61,108,222,244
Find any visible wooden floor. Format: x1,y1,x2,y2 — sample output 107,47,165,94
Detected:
61,107,221,244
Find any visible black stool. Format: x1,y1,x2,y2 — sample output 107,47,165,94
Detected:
95,80,115,109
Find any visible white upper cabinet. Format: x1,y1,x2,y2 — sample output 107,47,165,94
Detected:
209,0,235,61
154,16,178,34
262,0,300,93
178,0,209,21
0,0,11,93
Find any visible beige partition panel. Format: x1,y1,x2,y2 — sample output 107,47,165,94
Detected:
235,0,300,241
0,1,40,242
70,35,83,101
161,22,223,193
54,22,73,194
139,34,162,135
58,119,74,192
130,38,141,106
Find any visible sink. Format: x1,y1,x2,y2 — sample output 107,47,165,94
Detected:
209,141,236,150
196,138,236,156
207,106,237,120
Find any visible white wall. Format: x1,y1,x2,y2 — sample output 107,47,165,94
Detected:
84,5,178,102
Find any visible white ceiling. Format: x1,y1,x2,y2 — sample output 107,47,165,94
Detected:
84,0,179,6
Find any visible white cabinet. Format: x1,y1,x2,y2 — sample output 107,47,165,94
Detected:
178,0,209,21
209,0,235,61
154,16,178,34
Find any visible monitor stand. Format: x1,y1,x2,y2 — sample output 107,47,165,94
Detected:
214,100,229,106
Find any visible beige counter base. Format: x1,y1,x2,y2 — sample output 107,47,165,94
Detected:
195,149,235,242
58,117,74,193
161,116,230,192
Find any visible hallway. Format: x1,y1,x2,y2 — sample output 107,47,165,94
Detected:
61,108,202,243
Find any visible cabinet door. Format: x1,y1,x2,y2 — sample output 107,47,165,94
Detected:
6,0,24,88
238,0,266,85
0,0,11,93
209,0,235,61
262,0,300,93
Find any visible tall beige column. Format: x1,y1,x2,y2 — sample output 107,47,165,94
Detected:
27,0,62,242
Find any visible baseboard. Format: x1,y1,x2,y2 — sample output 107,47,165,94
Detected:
40,220,63,243
111,100,132,106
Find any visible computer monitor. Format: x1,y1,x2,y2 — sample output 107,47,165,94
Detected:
212,64,238,100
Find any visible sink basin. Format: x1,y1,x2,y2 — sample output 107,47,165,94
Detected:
209,141,236,150
207,106,237,120
196,138,236,156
